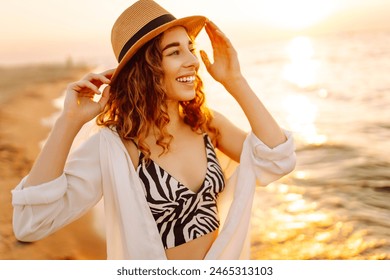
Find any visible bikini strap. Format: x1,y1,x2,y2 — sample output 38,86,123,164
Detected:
131,138,138,148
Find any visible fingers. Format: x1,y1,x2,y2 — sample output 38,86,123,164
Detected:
70,70,112,95
98,85,111,111
100,68,115,80
70,80,100,96
205,20,223,36
62,70,113,124
200,50,212,69
204,20,216,44
81,71,112,88
205,20,233,50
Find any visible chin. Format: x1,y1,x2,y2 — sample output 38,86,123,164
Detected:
182,90,197,101
166,83,197,102
170,88,196,102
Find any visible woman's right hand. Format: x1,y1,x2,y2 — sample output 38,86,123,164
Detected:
62,69,114,127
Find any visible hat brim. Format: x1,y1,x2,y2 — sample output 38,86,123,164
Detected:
110,15,207,83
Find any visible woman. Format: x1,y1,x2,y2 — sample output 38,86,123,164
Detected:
12,0,296,260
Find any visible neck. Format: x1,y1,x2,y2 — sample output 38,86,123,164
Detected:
165,101,186,134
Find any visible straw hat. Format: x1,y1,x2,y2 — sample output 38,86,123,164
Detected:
110,0,207,82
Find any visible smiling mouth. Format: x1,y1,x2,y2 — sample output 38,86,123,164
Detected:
176,76,196,83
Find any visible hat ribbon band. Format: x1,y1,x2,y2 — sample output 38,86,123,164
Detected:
118,14,176,62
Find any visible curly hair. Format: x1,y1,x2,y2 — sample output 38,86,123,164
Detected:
97,31,217,159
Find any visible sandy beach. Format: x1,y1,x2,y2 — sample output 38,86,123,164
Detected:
0,64,106,260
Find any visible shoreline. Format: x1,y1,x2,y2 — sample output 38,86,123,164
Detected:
0,64,106,260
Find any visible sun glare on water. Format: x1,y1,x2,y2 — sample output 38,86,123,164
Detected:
283,36,320,89
279,36,328,145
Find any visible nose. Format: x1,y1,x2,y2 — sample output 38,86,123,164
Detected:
183,50,199,69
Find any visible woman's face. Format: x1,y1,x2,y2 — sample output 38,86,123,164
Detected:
160,26,199,102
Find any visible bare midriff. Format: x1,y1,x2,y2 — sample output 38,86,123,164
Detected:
165,230,218,260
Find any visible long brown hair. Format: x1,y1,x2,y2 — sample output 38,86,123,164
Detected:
97,31,217,159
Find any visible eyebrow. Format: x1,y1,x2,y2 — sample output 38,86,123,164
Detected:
162,40,193,52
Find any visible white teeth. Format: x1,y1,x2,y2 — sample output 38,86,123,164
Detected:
176,76,195,83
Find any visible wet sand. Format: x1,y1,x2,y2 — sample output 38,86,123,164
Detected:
0,64,106,260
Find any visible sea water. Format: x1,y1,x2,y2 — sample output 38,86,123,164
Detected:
215,31,390,260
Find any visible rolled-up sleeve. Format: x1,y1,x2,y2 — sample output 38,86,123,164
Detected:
245,130,296,186
12,175,68,206
11,132,103,242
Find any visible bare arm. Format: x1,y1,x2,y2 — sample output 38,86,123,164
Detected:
201,21,286,160
24,70,113,187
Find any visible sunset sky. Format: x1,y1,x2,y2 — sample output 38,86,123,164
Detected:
1,0,389,65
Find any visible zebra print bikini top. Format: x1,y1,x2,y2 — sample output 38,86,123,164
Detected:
136,134,225,249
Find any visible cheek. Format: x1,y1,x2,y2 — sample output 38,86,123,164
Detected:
162,69,177,87
161,74,176,96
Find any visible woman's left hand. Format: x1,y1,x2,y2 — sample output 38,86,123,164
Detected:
200,20,243,86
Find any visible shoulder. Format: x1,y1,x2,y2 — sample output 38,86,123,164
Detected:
96,127,140,170
208,109,233,136
120,137,139,169
209,110,226,127
208,110,247,162
100,126,140,168
205,110,225,146
209,109,245,140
